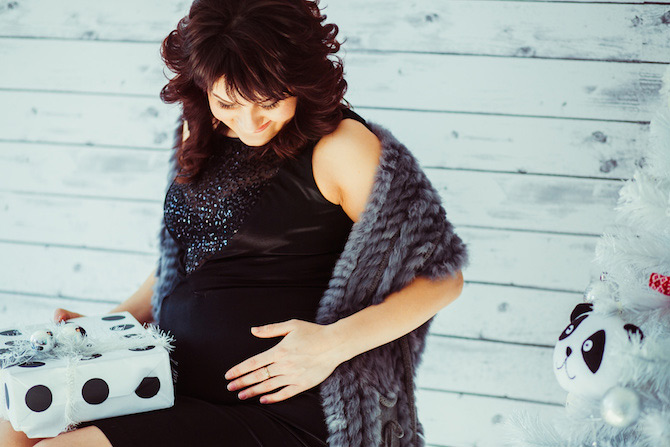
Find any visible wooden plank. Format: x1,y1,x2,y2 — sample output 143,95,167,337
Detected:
0,39,666,122
0,226,599,301
322,1,670,63
341,52,666,122
0,93,648,179
0,192,163,251
457,227,600,292
0,243,156,302
363,108,647,180
1,1,668,61
0,169,621,249
0,292,115,328
432,170,621,235
418,335,565,404
431,283,581,346
417,389,564,447
0,92,180,150
0,142,171,199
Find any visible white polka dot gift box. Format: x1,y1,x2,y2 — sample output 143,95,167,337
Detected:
0,312,176,438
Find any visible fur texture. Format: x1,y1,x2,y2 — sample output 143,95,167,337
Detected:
151,115,470,447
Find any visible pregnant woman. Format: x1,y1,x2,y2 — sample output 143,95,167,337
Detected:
0,0,468,445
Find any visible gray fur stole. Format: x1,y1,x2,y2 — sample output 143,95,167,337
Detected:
150,116,469,447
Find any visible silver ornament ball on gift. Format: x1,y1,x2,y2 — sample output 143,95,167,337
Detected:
600,386,641,427
30,330,55,352
58,324,88,346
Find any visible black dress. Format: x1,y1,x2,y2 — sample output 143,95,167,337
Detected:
75,107,372,446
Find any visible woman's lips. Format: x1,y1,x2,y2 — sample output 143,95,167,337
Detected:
255,121,271,133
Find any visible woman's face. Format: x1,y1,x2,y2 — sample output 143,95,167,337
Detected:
207,78,298,147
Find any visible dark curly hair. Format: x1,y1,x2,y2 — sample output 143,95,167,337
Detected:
159,0,351,184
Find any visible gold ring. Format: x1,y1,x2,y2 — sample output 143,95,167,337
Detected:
264,366,271,379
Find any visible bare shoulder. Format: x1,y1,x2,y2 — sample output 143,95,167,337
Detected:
312,117,382,223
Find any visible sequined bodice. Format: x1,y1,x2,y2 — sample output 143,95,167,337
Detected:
163,139,285,274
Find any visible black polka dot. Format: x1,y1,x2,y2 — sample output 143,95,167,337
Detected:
5,340,30,347
109,324,135,332
82,378,109,405
124,334,141,339
0,348,10,355
135,377,160,399
0,330,21,337
80,354,102,361
18,362,46,368
129,345,155,352
102,315,125,321
25,385,52,412
5,383,9,410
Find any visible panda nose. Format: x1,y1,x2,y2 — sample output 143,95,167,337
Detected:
566,346,572,357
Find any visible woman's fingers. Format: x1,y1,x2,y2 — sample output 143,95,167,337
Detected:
225,346,279,381
235,376,288,401
228,364,280,392
53,308,84,323
53,308,67,322
257,384,301,404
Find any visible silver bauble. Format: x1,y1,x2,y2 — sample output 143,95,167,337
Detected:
30,329,55,352
600,386,641,427
58,324,87,345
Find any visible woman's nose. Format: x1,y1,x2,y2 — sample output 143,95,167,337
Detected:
236,107,265,132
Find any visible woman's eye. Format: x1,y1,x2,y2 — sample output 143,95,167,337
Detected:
217,100,279,110
261,101,280,110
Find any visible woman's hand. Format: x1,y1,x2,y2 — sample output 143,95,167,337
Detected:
53,308,85,323
224,319,344,404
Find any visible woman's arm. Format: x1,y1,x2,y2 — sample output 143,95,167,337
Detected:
108,267,158,325
316,117,466,361
327,270,463,363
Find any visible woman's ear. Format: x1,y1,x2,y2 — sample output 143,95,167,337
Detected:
183,119,191,143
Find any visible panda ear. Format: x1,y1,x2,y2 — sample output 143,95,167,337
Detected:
624,324,644,343
570,302,593,322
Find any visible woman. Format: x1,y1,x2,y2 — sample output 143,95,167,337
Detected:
0,0,467,446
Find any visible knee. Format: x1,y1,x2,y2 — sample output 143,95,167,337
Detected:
34,436,66,447
0,420,43,447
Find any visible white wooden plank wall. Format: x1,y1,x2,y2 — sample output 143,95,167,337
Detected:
1,1,669,445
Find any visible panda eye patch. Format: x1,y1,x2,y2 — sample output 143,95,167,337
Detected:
582,330,606,373
559,314,588,341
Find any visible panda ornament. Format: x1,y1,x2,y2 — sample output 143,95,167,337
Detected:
553,302,645,427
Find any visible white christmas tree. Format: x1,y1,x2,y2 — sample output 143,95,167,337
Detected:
503,66,670,447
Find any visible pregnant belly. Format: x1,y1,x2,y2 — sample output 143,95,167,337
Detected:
157,279,325,405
